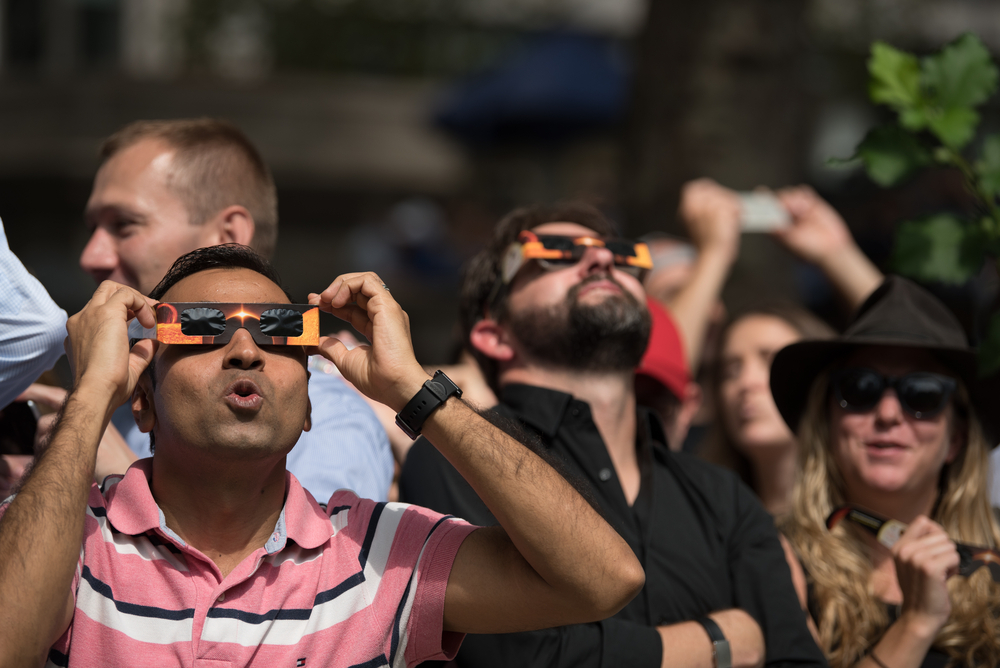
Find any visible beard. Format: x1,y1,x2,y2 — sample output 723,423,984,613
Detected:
506,275,652,373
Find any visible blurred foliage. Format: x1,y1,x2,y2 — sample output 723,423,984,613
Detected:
839,34,1000,374
182,0,530,77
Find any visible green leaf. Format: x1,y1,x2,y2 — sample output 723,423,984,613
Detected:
899,106,929,132
922,33,999,109
889,213,984,283
977,310,1000,377
927,106,979,150
869,42,922,109
976,134,1000,198
852,125,933,186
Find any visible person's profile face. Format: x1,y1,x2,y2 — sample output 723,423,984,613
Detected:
828,347,961,505
81,138,220,295
142,266,310,458
718,315,800,455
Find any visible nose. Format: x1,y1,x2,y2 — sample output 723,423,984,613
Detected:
740,356,770,391
80,227,118,281
873,388,904,426
578,244,616,275
222,328,265,371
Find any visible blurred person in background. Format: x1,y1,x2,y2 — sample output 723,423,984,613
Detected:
774,277,1000,668
701,306,834,516
0,218,67,496
401,202,824,668
652,179,882,515
76,118,393,501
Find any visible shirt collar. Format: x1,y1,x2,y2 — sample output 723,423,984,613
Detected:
499,383,575,437
105,459,334,551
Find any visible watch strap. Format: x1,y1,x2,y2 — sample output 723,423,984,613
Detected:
696,617,731,668
395,370,463,440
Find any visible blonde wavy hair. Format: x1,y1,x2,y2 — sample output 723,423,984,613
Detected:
781,366,1000,668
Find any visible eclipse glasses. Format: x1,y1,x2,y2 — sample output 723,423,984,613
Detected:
830,368,957,420
500,230,653,285
128,302,319,346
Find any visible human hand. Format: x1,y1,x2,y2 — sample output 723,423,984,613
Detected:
772,186,853,266
678,179,741,263
893,516,959,640
65,281,158,412
308,272,429,412
16,383,67,454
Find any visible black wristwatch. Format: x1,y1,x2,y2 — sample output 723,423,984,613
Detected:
696,617,731,668
395,370,463,440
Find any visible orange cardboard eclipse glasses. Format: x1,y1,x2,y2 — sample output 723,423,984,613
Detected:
128,303,319,346
501,230,653,284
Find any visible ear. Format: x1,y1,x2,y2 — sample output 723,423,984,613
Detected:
470,319,515,362
302,375,312,433
132,373,156,435
208,205,255,247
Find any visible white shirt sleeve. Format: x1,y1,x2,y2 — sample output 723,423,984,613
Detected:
0,217,68,408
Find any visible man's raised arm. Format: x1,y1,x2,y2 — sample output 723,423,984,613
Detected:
0,282,156,668
310,272,645,634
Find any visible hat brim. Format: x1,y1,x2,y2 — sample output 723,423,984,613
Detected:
770,338,1000,446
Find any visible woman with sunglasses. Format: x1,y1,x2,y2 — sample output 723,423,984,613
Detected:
770,277,1000,668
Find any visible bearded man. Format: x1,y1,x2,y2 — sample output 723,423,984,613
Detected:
400,204,826,668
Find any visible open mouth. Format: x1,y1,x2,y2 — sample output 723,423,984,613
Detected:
225,379,263,410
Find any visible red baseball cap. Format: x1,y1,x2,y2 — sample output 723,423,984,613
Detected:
636,296,689,400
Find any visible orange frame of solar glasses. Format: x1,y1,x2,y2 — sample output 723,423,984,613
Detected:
501,230,653,283
128,302,320,346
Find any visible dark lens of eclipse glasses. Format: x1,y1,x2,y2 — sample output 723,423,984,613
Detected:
832,368,957,419
260,308,305,337
180,307,228,336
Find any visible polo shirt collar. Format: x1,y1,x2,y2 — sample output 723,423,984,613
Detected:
105,459,335,552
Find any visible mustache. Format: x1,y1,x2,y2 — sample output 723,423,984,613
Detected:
566,273,641,305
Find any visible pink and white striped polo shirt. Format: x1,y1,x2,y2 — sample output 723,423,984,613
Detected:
4,459,476,667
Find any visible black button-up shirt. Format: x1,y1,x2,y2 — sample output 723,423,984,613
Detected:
400,384,826,668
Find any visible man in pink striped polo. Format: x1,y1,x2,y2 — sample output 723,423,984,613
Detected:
0,244,644,667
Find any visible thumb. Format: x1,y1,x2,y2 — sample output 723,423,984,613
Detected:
128,340,158,381
315,335,350,369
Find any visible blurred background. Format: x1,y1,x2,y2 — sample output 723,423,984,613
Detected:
2,0,999,367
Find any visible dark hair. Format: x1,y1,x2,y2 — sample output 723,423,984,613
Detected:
148,243,293,302
458,202,621,392
101,118,278,259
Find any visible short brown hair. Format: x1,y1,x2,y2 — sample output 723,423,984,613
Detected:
458,202,620,391
100,118,278,259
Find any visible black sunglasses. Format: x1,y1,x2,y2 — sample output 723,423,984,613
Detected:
830,367,957,419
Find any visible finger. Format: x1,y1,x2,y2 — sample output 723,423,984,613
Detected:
324,303,374,337
127,340,158,381
108,287,158,328
315,336,354,372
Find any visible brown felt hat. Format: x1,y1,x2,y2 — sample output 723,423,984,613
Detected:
769,276,1000,445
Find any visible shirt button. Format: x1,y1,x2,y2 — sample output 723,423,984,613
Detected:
217,593,226,603
598,468,613,482
570,407,580,417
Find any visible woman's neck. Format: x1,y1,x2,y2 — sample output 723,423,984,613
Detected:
748,440,798,517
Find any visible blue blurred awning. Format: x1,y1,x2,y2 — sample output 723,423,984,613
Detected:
434,31,630,146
